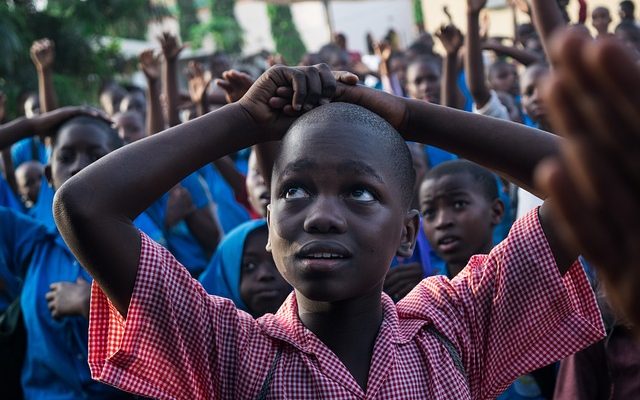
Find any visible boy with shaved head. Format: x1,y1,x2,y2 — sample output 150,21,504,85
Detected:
55,64,604,399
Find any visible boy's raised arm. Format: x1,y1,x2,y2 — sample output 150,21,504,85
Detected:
466,0,492,109
139,49,165,135
54,65,346,316
31,38,58,113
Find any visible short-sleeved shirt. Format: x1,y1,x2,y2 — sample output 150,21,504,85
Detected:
145,173,214,276
88,209,604,399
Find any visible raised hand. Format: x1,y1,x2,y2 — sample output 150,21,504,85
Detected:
187,61,213,105
165,185,195,228
216,70,254,104
373,41,393,63
158,32,186,61
436,24,464,55
45,277,91,319
139,49,162,82
467,0,488,15
508,0,531,14
30,38,55,70
535,32,640,327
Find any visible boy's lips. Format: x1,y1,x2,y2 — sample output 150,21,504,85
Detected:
436,235,462,254
295,241,352,272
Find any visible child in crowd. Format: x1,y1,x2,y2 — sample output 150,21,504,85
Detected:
592,6,613,39
0,107,133,399
199,220,291,318
14,160,43,208
56,62,603,399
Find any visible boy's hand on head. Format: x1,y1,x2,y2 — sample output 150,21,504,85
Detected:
237,64,343,141
31,106,110,138
216,70,254,104
139,49,162,82
436,24,464,55
165,185,196,228
187,61,213,105
30,38,55,71
45,277,91,319
535,32,640,327
159,32,186,61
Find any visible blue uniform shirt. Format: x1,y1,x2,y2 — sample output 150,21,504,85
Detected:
146,173,214,276
198,164,250,233
0,207,48,313
11,137,49,167
0,173,23,211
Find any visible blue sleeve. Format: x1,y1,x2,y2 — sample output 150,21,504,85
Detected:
180,173,211,210
0,207,48,275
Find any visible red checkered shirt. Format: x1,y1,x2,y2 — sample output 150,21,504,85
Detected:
88,208,604,399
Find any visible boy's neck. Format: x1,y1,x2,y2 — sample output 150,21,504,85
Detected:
296,288,384,391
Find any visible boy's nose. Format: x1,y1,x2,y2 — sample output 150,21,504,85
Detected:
256,264,275,282
303,195,347,234
434,209,454,229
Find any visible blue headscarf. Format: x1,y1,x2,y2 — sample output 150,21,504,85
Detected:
199,219,268,312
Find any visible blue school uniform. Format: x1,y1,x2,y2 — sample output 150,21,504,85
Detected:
0,207,48,313
0,173,22,211
0,205,126,399
198,164,250,233
146,173,214,276
199,219,267,312
11,137,49,167
27,178,56,230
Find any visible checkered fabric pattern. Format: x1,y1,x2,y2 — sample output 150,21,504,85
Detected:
88,208,604,399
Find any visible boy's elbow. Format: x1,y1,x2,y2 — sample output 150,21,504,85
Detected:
53,180,96,237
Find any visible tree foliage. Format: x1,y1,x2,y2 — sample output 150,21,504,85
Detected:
413,0,425,32
190,0,243,53
0,0,166,118
267,4,307,65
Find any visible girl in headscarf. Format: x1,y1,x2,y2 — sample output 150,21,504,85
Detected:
199,219,291,318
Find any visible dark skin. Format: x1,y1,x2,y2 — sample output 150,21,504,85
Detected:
420,173,504,277
56,63,574,392
139,49,165,135
160,32,186,127
435,24,465,109
30,38,58,113
239,228,291,318
521,64,552,131
466,0,492,108
15,161,43,206
529,0,567,63
536,33,640,329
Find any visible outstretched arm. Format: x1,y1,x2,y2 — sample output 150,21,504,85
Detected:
159,33,185,127
483,40,544,66
466,0,492,108
139,49,165,135
31,39,58,112
54,65,348,316
536,33,640,327
435,24,465,109
530,0,567,62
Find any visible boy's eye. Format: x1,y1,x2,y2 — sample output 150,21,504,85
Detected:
453,200,467,209
348,188,375,202
421,208,435,219
284,187,309,200
57,151,73,163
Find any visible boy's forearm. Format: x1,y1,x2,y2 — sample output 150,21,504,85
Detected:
0,117,34,150
530,0,566,62
212,156,247,197
403,99,560,196
185,208,221,258
442,52,461,109
466,11,491,109
163,60,181,127
485,43,543,66
255,141,280,188
37,68,57,113
146,79,165,135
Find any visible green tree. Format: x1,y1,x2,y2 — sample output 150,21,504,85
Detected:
191,0,243,53
267,4,307,65
0,1,166,118
176,0,200,43
413,0,425,33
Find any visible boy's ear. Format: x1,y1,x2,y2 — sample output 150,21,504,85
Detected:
397,209,420,258
265,204,272,253
490,198,505,226
44,164,53,186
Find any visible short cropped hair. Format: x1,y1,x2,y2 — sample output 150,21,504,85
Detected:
54,116,123,151
424,160,498,201
276,103,416,209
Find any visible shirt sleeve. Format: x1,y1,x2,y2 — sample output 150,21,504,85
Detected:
472,90,510,121
181,173,211,210
400,208,605,399
88,231,259,399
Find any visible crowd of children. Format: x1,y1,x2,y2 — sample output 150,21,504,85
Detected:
1,0,639,398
